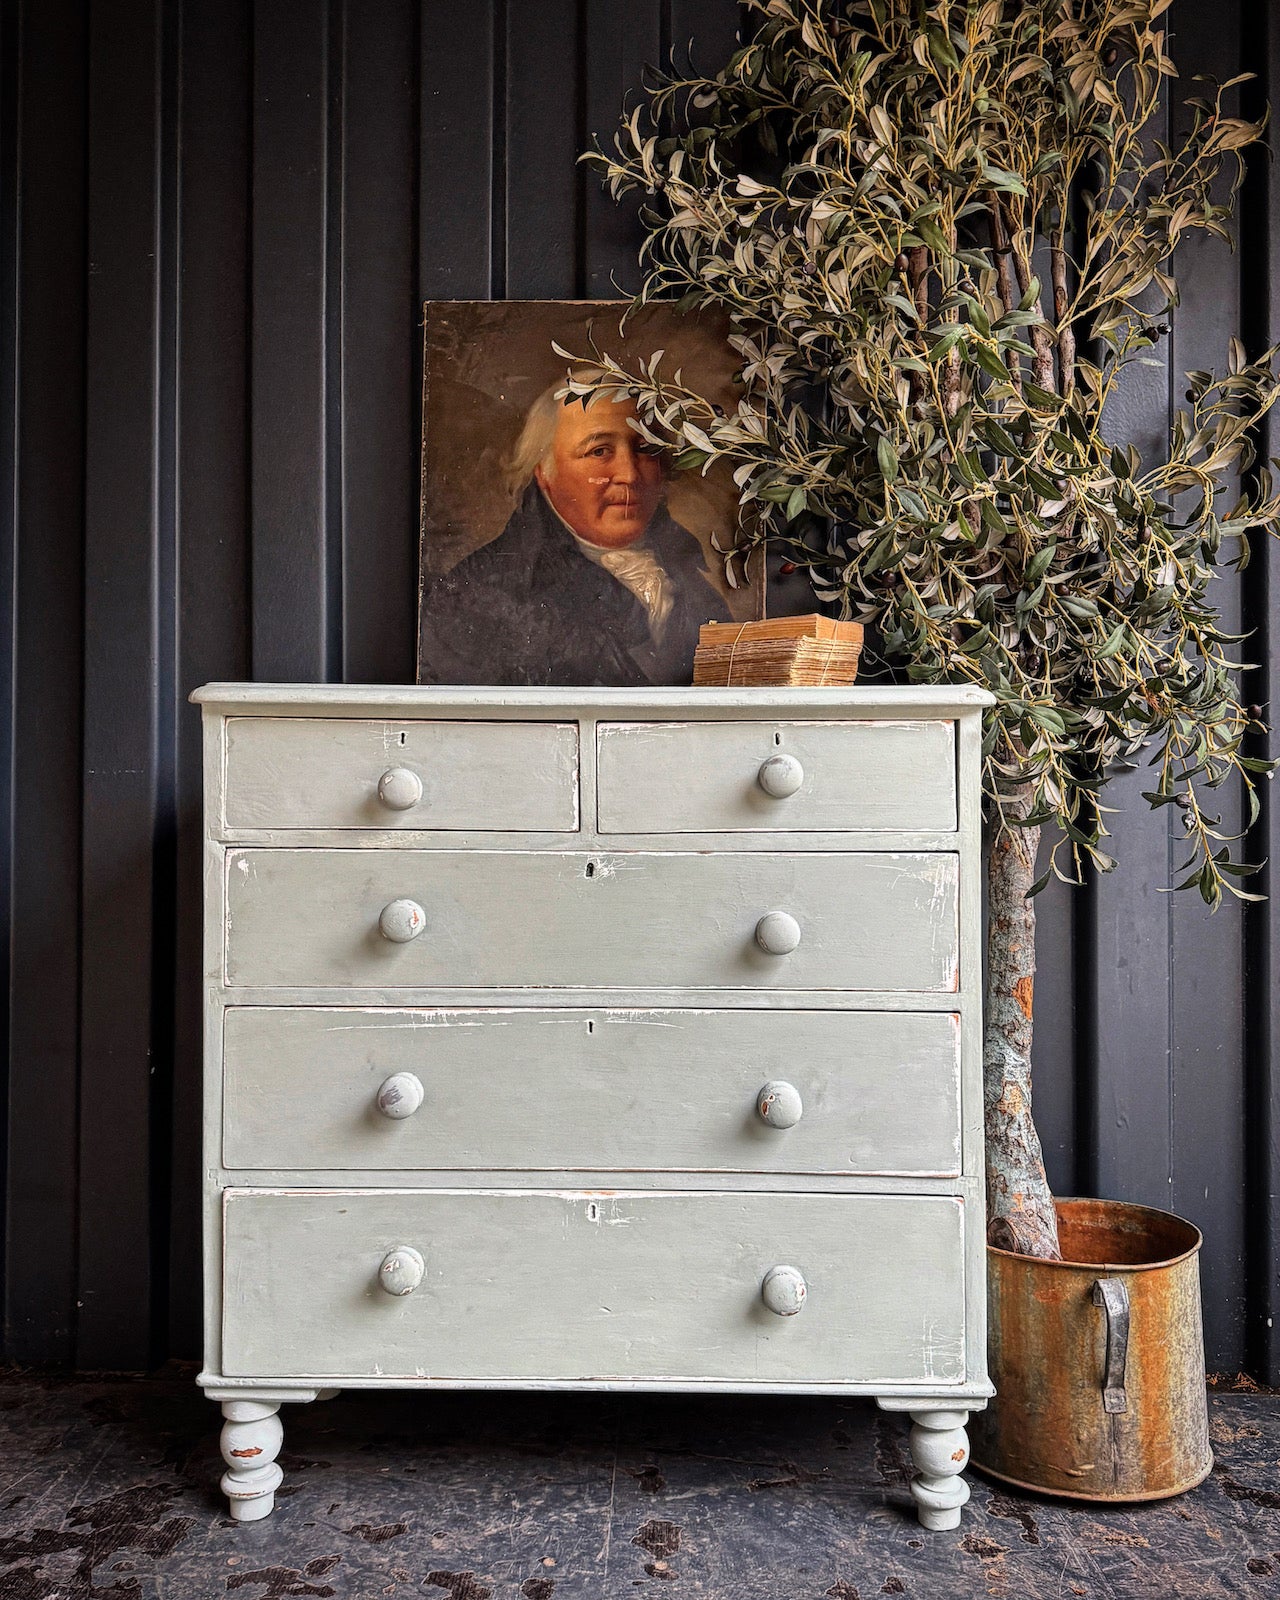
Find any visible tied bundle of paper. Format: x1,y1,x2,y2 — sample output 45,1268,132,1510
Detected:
693,615,864,686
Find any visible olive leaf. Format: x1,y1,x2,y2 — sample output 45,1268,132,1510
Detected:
580,0,1280,908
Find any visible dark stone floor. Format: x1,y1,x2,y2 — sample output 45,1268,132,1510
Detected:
0,1366,1277,1599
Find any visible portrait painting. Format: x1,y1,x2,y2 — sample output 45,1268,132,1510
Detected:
417,301,756,687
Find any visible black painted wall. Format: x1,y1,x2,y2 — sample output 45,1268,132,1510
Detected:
0,1,1277,1380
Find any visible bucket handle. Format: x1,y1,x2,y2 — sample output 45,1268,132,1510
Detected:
1091,1277,1130,1415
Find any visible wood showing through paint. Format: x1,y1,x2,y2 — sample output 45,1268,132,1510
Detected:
196,685,993,1529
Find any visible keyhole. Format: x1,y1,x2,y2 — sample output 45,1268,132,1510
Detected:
774,731,782,746
398,731,407,746
586,1202,600,1222
587,1019,594,1034
585,861,596,879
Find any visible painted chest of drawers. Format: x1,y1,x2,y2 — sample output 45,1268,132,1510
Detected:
193,684,994,1530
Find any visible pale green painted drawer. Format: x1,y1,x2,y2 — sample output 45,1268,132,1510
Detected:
223,717,580,832
223,849,960,992
596,719,956,833
220,1189,967,1384
221,1006,963,1176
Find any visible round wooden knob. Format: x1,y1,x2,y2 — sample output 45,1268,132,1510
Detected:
758,754,804,798
376,1072,425,1119
378,767,423,810
761,1264,808,1317
378,1246,425,1296
757,1080,804,1129
755,910,801,955
379,898,425,943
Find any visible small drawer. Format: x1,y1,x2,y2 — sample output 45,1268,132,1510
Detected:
220,1189,966,1383
223,849,959,992
223,717,579,832
222,1007,963,1176
596,720,956,834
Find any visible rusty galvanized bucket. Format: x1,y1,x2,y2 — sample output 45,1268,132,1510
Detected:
971,1197,1212,1500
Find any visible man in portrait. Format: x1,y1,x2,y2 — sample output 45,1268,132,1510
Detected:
420,371,731,686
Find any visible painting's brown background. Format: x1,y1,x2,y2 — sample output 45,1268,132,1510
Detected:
419,300,756,611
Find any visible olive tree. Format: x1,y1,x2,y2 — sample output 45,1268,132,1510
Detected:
578,0,1280,1256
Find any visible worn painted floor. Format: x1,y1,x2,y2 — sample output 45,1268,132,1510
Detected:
0,1367,1276,1599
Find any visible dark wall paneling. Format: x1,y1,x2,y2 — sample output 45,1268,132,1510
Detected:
4,0,87,1364
2,0,1280,1379
250,0,336,682
583,2,663,298
1241,0,1280,1387
340,0,420,686
78,0,171,1371
420,3,495,300
167,0,252,1359
1166,1,1249,1369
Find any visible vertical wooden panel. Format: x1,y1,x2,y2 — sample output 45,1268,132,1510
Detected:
1241,0,1280,1388
505,0,579,299
420,1,496,299
0,0,19,1338
582,0,663,297
4,0,86,1363
340,0,419,686
1165,0,1248,1369
78,0,166,1369
168,0,252,1358
1026,868,1077,1198
250,0,337,680
1079,74,1175,1212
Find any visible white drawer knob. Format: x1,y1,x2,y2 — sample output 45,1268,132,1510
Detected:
761,1264,807,1316
758,754,804,798
379,898,425,943
378,767,423,810
755,910,801,955
378,1246,425,1296
757,1080,804,1129
376,1072,425,1119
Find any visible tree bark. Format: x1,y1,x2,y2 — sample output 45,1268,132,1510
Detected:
984,784,1062,1258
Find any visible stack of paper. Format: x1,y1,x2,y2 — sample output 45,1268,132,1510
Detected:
693,615,864,686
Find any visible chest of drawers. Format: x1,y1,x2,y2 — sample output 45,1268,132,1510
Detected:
194,684,993,1531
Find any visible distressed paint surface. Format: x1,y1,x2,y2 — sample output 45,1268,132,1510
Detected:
199,686,990,1527
596,719,957,834
223,716,580,832
220,1189,966,1385
222,1006,963,1176
223,848,961,993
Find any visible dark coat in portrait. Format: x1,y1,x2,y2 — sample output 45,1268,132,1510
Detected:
420,484,731,686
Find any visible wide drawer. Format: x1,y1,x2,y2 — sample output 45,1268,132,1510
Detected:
220,1189,966,1384
223,717,579,832
222,1007,962,1175
224,849,959,992
596,719,956,834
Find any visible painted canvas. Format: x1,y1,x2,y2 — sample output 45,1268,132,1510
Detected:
417,300,754,686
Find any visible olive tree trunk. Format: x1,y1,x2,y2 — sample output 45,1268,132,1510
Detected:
983,784,1062,1258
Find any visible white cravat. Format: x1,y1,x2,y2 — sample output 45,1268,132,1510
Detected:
572,535,675,639
541,491,676,639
